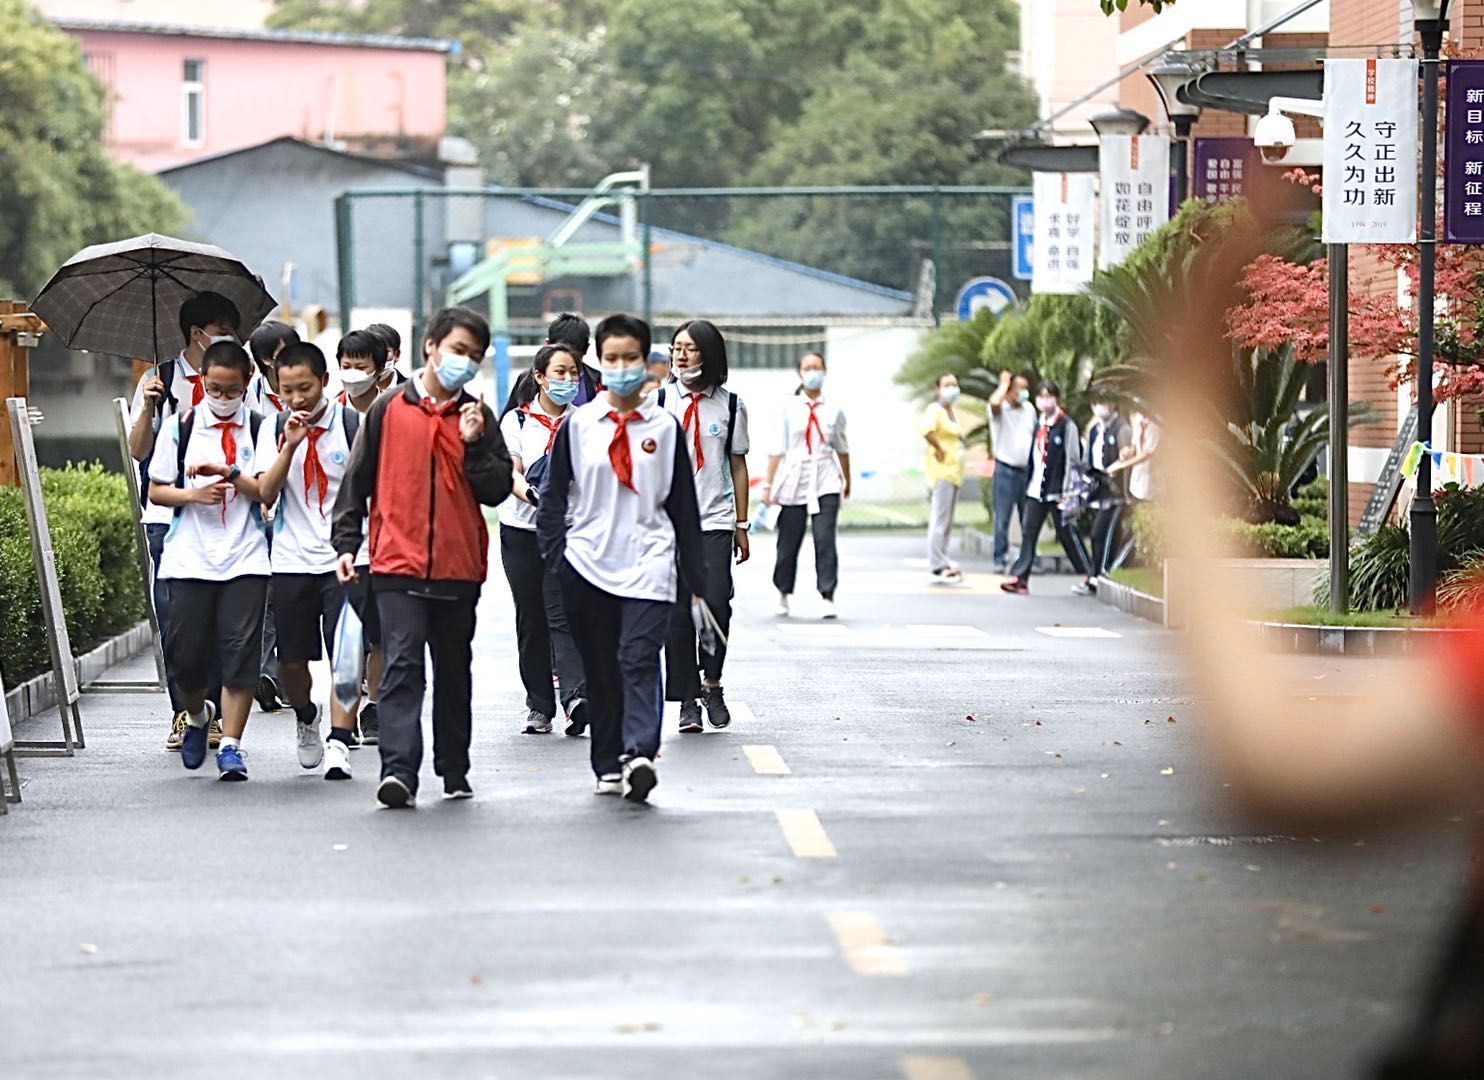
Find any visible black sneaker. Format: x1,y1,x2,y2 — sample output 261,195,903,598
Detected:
622,757,657,803
702,685,731,729
564,698,588,738
358,701,379,746
376,775,415,809
678,700,704,734
442,774,474,800
255,675,286,714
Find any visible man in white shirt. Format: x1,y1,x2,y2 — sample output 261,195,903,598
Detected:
987,369,1036,572
127,291,241,751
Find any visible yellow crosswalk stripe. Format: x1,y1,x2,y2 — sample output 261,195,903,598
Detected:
900,1056,975,1080
775,809,837,858
743,744,791,775
827,910,906,976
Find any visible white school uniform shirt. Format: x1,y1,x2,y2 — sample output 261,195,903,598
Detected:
990,401,1036,468
771,393,847,513
497,400,569,531
659,381,750,532
252,401,355,575
248,371,285,417
563,395,685,603
147,402,270,581
129,352,205,527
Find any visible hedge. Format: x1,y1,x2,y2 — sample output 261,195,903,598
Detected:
0,464,146,687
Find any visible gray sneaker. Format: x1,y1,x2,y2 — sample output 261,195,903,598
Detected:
522,709,553,735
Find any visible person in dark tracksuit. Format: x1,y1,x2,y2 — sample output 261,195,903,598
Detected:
497,343,588,737
537,314,707,804
1076,399,1134,594
331,306,513,809
1000,380,1093,596
658,319,750,734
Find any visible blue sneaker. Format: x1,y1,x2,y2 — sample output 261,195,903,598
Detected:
180,702,215,770
216,744,248,781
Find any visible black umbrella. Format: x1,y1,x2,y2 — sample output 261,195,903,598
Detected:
31,233,278,361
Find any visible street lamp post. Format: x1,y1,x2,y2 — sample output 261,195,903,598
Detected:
1148,60,1203,205
1088,108,1152,140
1411,0,1450,616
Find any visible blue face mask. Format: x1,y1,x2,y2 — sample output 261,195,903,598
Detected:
801,370,825,391
604,364,647,396
940,387,961,404
433,350,480,392
545,378,579,406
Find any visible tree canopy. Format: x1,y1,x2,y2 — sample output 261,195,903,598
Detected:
1,0,190,298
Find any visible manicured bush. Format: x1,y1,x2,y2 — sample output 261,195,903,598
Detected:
1328,484,1484,612
1220,517,1329,560
0,464,147,687
1130,502,1167,570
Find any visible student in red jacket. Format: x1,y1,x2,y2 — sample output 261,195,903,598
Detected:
331,306,513,809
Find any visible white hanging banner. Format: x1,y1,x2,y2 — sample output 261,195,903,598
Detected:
1322,58,1419,243
1031,172,1095,295
1098,134,1171,270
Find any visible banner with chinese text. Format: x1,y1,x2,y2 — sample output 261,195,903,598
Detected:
1031,172,1095,295
1097,134,1171,270
1444,60,1484,244
1194,138,1262,204
1321,58,1418,244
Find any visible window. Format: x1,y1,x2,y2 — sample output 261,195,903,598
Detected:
181,58,204,147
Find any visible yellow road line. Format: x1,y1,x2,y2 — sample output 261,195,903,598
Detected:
775,809,837,858
744,744,791,775
827,911,906,976
900,1056,974,1080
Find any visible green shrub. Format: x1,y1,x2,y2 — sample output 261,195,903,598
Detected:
1220,518,1329,559
1130,502,1167,570
1326,523,1412,613
0,465,147,687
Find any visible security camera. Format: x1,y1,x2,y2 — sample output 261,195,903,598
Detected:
1254,109,1297,163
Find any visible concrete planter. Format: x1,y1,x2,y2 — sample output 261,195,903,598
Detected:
1162,558,1328,629
1250,620,1452,657
4,620,154,724
1096,575,1167,626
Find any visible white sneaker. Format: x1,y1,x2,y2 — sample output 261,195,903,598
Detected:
594,773,623,796
820,598,838,620
296,707,324,769
323,737,351,781
775,592,791,617
622,757,658,803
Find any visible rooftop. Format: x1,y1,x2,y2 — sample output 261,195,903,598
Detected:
51,17,458,54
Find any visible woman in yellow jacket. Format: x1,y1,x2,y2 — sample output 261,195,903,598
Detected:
921,373,965,583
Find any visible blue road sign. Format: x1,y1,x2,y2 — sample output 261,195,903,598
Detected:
955,277,1019,322
1012,195,1034,281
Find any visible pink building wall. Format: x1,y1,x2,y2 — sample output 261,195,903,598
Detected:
67,28,447,172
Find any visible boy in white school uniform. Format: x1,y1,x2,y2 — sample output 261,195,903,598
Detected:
145,342,270,781
249,342,364,780
537,314,707,802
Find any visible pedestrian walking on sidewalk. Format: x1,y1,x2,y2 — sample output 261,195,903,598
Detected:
246,342,364,781
922,372,965,583
145,342,268,781
659,320,750,733
331,307,514,809
766,351,850,620
1079,398,1134,590
497,343,589,738
537,314,707,803
987,370,1036,573
1000,381,1093,596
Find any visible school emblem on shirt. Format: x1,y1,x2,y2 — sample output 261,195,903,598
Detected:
641,438,658,454
331,450,346,465
708,422,722,437
241,446,253,461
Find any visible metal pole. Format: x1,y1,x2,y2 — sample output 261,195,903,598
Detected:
1410,23,1444,616
334,194,353,330
641,191,653,326
930,187,943,326
412,189,425,352
1173,117,1193,205
1328,243,1349,614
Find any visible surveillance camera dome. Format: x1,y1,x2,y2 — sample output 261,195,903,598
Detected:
1254,110,1297,163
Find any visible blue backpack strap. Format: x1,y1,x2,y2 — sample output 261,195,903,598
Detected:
724,390,738,458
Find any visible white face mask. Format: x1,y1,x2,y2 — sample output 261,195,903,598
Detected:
205,394,242,419
677,365,706,388
340,369,376,397
1093,404,1112,422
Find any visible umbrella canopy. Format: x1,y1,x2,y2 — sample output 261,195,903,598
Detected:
31,233,278,362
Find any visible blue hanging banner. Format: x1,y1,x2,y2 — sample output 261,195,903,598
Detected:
1445,59,1484,244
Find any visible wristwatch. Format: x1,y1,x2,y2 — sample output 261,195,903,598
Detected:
226,465,242,483
735,519,750,532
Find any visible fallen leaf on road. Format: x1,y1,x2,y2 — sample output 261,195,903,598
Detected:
470,974,483,985
1113,740,1122,746
1165,861,1178,871
1158,819,1170,826
1245,865,1262,873
965,714,976,722
1073,787,1088,796
972,992,996,1006
1167,716,1177,724
1160,767,1175,775
1371,902,1385,915
1195,872,1211,883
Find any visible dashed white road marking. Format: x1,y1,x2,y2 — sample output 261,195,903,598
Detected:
775,809,837,858
1036,627,1123,639
776,623,853,635
901,1057,976,1080
743,745,791,775
727,699,759,727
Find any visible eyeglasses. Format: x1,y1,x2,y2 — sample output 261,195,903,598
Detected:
670,344,701,357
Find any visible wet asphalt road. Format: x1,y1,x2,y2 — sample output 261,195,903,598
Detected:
0,531,1470,1079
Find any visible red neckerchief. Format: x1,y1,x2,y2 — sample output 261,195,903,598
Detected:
265,390,283,413
520,402,562,455
419,395,464,492
682,392,706,471
606,409,643,493
212,418,240,521
804,400,825,453
1035,409,1064,468
303,424,329,517
186,372,204,407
